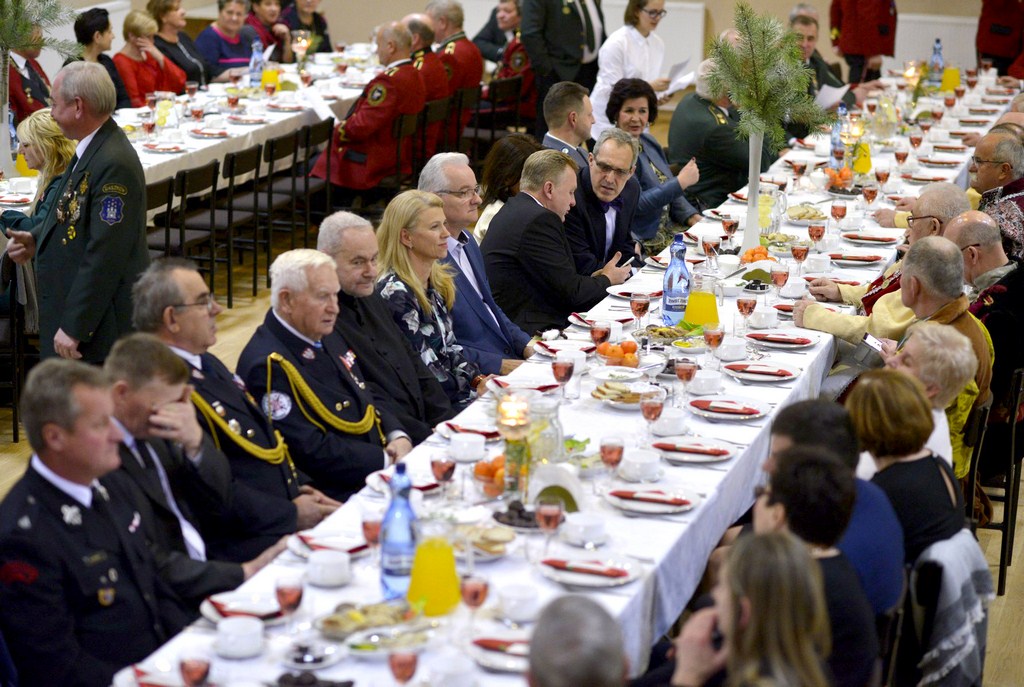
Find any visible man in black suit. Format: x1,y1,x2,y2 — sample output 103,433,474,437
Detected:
237,250,412,501
105,334,285,608
132,258,340,562
481,149,631,333
318,213,455,444
0,359,190,686
7,61,148,363
564,128,642,276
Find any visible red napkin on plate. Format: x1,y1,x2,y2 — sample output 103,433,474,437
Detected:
570,312,633,325
652,442,730,456
724,364,793,377
0,195,31,204
609,489,690,506
207,596,283,620
828,253,882,262
729,192,747,202
842,234,895,242
377,473,440,492
492,378,560,393
773,304,793,313
297,532,370,553
192,129,228,136
473,638,530,654
689,399,761,415
132,666,174,687
934,144,966,152
617,290,663,299
534,340,596,355
444,422,500,440
745,333,812,345
541,558,630,577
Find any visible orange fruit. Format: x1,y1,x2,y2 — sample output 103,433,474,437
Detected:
596,341,613,356
621,353,639,368
491,454,505,469
483,480,503,498
493,467,505,486
474,461,494,479
606,343,624,358
620,340,638,354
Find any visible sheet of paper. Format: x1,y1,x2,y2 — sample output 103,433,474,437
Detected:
658,60,694,98
816,84,850,109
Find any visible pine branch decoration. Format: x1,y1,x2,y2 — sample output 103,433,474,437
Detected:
705,1,833,150
0,0,80,57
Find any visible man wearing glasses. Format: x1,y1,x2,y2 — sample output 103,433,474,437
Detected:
564,128,643,275
971,126,1024,259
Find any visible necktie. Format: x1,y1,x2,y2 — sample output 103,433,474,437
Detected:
131,439,208,561
579,0,597,53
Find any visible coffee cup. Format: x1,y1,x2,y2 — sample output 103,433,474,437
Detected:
652,407,687,435
805,253,830,272
499,584,539,623
716,337,747,362
307,549,351,587
779,280,806,299
717,254,740,274
215,616,263,659
563,512,607,547
619,448,661,481
748,309,778,329
688,370,724,395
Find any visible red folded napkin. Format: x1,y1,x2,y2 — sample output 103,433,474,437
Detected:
192,128,228,136
207,596,282,620
773,303,794,313
297,532,370,553
133,665,173,687
724,363,793,377
444,422,500,439
745,333,812,345
570,312,633,325
377,473,441,492
608,489,691,506
493,378,561,393
729,192,747,202
649,255,667,264
917,158,957,167
842,233,895,242
616,290,663,299
829,253,882,262
541,558,630,577
534,340,597,355
651,442,730,456
473,638,530,654
690,399,762,415
0,195,31,204
803,276,860,286
934,144,966,152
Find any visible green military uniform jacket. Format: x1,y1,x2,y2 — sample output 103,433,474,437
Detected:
667,93,776,210
32,117,149,363
785,51,858,140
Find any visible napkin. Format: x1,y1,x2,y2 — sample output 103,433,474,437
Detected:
724,363,793,377
378,472,441,492
773,304,794,313
541,558,630,578
689,399,761,415
917,158,957,167
615,290,662,299
132,666,180,687
933,144,967,152
207,596,283,620
473,638,530,655
842,234,895,242
443,422,500,439
492,378,560,393
534,340,596,355
729,192,747,202
609,489,691,506
745,333,812,345
0,195,31,204
570,312,634,325
651,442,730,456
828,253,882,262
192,128,228,136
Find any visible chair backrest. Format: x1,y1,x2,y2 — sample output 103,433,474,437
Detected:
146,177,174,213
485,75,523,107
964,394,995,525
223,143,262,182
174,158,219,198
457,84,481,114
1010,368,1024,460
306,117,335,150
263,129,299,168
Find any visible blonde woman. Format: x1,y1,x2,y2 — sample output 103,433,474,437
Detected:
114,9,187,106
671,532,831,687
376,190,488,410
1,109,76,230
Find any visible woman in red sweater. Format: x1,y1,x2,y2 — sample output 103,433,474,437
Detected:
114,9,186,107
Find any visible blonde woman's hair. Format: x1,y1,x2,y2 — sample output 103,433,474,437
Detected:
847,369,935,458
124,9,159,39
725,532,831,687
376,190,456,313
904,322,978,408
15,109,76,206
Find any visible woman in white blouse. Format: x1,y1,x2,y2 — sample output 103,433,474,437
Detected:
589,0,669,139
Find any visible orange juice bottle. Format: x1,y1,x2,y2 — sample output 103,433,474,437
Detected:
407,522,460,616
682,290,720,326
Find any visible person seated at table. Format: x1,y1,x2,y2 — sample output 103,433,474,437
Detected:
481,149,632,333
194,0,259,79
670,532,831,687
668,59,779,210
149,0,246,87
238,250,411,500
488,0,536,123
564,128,644,275
541,81,594,169
794,181,970,344
105,334,286,608
114,9,187,106
474,132,543,242
7,26,51,126
403,13,448,159
246,0,294,63
70,8,131,109
528,596,627,687
426,0,484,144
377,190,491,410
132,258,341,561
847,370,967,564
971,127,1024,259
280,0,332,53
0,359,191,686
606,78,701,251
0,109,75,234
317,212,455,444
308,22,426,201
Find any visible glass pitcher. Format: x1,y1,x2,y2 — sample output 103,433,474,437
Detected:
757,184,787,236
682,273,723,327
406,518,461,617
528,397,564,466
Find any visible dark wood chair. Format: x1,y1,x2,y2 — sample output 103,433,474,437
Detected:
964,394,995,531
145,176,175,261
415,96,451,176
462,75,523,166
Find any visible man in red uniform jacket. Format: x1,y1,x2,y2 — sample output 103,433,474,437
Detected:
977,0,1024,75
310,22,425,192
403,13,449,157
426,0,483,146
829,0,896,83
8,28,51,125
496,29,536,120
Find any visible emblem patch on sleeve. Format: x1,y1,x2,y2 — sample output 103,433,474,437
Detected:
262,391,293,420
99,195,125,225
368,85,387,106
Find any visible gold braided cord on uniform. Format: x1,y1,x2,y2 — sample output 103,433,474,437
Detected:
266,353,385,443
191,391,293,468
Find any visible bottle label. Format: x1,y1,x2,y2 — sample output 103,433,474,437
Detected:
664,295,688,309
381,551,414,576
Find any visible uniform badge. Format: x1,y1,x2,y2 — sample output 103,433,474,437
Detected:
99,195,125,226
367,84,387,106
302,347,316,360
232,374,247,391
98,588,116,606
17,516,30,530
61,504,82,526
228,418,242,434
102,183,127,195
128,511,141,534
262,391,293,420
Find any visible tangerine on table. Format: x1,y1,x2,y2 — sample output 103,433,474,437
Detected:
596,341,613,356
473,461,494,479
621,353,639,368
491,454,505,469
606,343,624,358
620,340,638,354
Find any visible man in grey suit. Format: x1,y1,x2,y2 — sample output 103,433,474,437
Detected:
540,81,595,169
7,61,148,363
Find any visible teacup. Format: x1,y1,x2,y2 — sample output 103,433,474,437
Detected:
499,584,540,623
9,178,34,194
748,309,779,329
804,253,830,272
619,448,661,481
689,369,724,395
715,337,747,362
307,550,351,587
717,254,740,274
779,280,806,299
563,512,607,547
215,616,263,659
652,407,687,435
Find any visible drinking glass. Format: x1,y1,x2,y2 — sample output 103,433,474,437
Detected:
264,81,277,98
943,92,956,109
145,92,157,110
599,435,624,481
981,57,994,72
590,319,611,346
388,651,418,686
789,159,807,179
874,164,891,188
865,99,878,115
535,495,563,557
894,142,910,169
275,573,305,635
228,71,242,86
702,322,724,370
736,296,757,335
300,70,314,87
769,263,790,303
908,127,924,154
552,353,575,400
673,358,698,408
808,223,826,252
178,649,211,687
790,244,809,276
138,111,156,141
460,574,489,637
861,182,879,208
919,119,933,136
430,453,457,502
185,80,199,98
361,502,383,569
721,218,739,249
930,104,944,124
701,236,721,272
954,84,966,101
630,293,650,332
639,385,666,444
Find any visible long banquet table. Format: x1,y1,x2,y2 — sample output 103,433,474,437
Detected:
113,76,1011,686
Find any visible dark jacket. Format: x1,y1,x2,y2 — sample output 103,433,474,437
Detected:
633,132,699,239
564,164,641,274
520,0,606,80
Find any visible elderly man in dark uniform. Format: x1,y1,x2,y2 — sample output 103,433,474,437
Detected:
668,59,777,210
318,213,455,444
0,359,190,686
7,61,148,363
309,21,426,196
132,258,340,562
237,249,413,501
403,12,449,158
426,0,484,145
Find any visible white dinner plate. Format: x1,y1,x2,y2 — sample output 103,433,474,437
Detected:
468,636,530,673
744,330,820,349
189,128,229,138
722,361,802,383
0,194,32,206
434,421,502,443
365,468,441,495
539,556,641,587
567,312,634,328
267,102,307,112
654,436,736,464
141,143,186,154
286,531,370,559
200,592,287,626
829,252,885,268
687,395,771,422
605,284,664,300
599,397,641,411
589,366,645,383
227,115,269,125
644,256,668,269
531,338,597,357
346,625,436,659
604,487,700,515
486,377,560,395
840,232,900,247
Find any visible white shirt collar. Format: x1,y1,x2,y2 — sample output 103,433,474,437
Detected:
73,128,103,170
522,191,546,208
31,455,96,508
111,417,141,458
386,58,411,69
169,345,203,370
10,53,28,72
546,133,578,149
272,310,320,346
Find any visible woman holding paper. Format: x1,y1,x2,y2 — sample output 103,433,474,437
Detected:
588,0,669,139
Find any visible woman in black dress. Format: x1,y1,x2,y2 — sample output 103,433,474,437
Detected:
148,0,246,86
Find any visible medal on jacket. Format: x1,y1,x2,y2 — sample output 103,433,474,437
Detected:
339,349,366,389
98,587,116,606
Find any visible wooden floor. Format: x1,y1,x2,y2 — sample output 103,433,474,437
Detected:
1,126,1023,684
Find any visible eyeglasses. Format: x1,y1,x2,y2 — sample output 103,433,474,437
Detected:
641,8,668,19
971,156,1005,167
171,293,217,314
906,215,939,227
593,160,632,179
437,185,481,199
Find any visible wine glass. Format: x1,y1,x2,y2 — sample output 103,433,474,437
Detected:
865,99,878,116
630,293,650,333
145,92,157,110
808,223,826,252
138,111,156,142
361,503,384,569
552,352,575,400
954,84,966,101
179,649,211,687
185,81,199,98
460,573,489,637
874,164,891,189
861,182,879,209
702,322,725,371
599,435,625,491
430,453,457,502
790,159,807,180
638,384,666,445
590,319,611,346
228,71,242,87
673,358,698,408
388,651,418,686
769,263,790,303
721,218,739,249
893,142,910,170
790,243,809,276
450,433,486,501
701,236,721,272
908,127,924,157
736,296,757,335
275,573,305,635
930,104,944,124
535,495,563,558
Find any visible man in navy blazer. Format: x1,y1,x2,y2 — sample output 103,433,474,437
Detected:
564,128,643,276
419,153,535,375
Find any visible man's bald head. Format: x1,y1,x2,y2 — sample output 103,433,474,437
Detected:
914,182,972,232
944,211,1007,285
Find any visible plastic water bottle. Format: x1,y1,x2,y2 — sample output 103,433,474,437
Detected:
661,234,691,325
928,39,944,84
249,39,265,89
830,102,846,169
380,462,416,600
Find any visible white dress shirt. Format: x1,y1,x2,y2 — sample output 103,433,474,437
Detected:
590,26,666,138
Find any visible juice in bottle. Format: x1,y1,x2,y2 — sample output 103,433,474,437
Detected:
406,524,460,616
682,291,720,326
